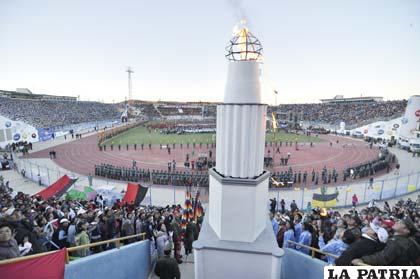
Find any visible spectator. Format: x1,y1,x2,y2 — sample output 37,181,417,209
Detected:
154,242,181,279
352,194,358,207
0,223,20,260
352,217,419,266
75,221,90,257
295,222,312,255
318,229,355,264
282,220,295,249
336,222,386,266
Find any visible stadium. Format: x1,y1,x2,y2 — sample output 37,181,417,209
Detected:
1,3,419,279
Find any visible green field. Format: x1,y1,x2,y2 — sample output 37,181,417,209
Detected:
102,126,323,146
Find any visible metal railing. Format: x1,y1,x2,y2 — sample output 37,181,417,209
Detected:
12,154,420,209
287,240,339,259
269,170,420,210
11,156,208,206
0,232,146,266
287,240,370,266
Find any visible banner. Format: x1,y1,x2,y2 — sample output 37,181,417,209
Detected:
0,249,66,279
37,128,55,142
312,192,338,208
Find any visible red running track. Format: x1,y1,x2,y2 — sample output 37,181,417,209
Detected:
26,133,380,179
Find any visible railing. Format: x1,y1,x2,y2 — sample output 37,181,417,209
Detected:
11,156,209,206
0,233,146,266
287,240,339,259
269,170,420,210
287,240,370,266
12,152,420,208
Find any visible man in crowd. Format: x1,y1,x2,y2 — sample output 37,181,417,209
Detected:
154,242,181,279
352,217,419,266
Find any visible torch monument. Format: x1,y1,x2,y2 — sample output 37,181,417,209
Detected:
193,23,283,279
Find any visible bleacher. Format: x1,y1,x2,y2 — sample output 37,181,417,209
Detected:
0,96,120,129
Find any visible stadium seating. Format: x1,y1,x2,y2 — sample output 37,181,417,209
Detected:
0,97,120,129
272,100,406,127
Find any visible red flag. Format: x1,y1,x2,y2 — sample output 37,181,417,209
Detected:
0,248,66,279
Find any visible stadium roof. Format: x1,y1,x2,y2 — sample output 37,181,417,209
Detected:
320,95,383,104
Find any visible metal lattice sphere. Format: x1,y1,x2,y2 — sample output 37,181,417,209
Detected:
225,25,263,62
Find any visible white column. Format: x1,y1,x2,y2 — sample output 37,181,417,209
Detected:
216,104,266,178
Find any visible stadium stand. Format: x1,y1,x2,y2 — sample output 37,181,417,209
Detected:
0,97,120,129
272,100,406,127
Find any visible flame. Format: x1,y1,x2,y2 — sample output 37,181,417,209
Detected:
232,19,260,61
272,112,278,130
233,19,249,60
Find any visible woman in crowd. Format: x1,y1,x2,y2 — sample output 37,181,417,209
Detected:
0,223,20,260
75,221,90,257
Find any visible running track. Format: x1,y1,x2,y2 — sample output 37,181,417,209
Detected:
26,133,382,182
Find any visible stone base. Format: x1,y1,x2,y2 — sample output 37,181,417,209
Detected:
193,215,284,279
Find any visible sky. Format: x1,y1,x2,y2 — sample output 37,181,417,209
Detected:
0,0,419,104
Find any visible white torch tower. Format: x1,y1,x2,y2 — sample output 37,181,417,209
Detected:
193,22,283,279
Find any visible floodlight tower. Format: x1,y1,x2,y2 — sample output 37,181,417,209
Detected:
126,66,134,102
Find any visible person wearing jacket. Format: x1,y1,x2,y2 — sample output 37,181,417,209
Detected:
336,223,385,266
74,221,90,257
319,229,355,264
283,220,295,249
154,242,180,279
295,222,312,255
352,217,419,266
0,223,20,260
52,218,70,249
156,224,171,258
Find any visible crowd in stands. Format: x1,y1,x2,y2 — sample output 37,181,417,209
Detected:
0,97,120,129
1,96,406,132
272,100,406,127
270,196,419,265
0,175,203,266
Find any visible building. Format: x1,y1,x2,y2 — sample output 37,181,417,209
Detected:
0,89,77,101
320,95,383,104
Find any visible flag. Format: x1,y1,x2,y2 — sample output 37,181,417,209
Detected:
0,248,66,279
194,200,204,221
182,190,193,229
181,209,188,230
187,191,194,220
193,191,204,221
122,183,148,206
311,193,339,208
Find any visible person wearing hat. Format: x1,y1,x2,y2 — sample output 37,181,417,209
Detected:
352,217,419,266
154,241,180,279
51,218,70,249
335,222,385,266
